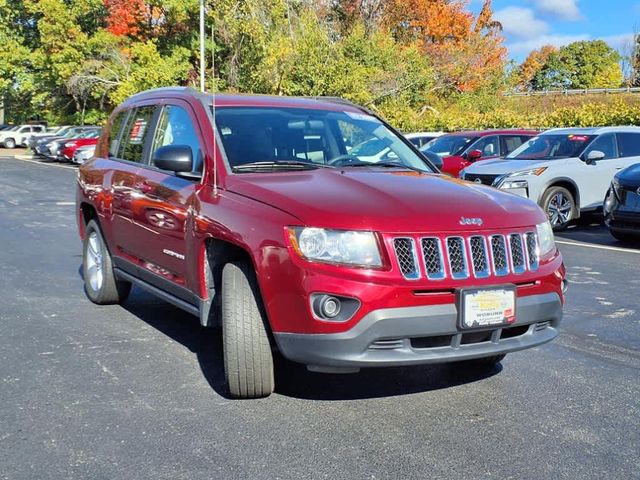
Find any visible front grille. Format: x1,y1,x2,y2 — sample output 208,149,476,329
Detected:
509,234,526,274
393,230,539,280
393,238,419,280
525,232,539,270
464,173,499,186
421,238,445,279
446,237,468,279
490,235,509,276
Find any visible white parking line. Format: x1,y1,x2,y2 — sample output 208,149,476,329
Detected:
556,239,640,254
3,155,77,170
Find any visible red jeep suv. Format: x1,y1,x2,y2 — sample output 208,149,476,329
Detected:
76,88,565,398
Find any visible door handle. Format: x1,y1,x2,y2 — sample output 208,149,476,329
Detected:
135,181,154,194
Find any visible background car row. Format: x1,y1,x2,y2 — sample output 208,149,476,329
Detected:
415,127,640,242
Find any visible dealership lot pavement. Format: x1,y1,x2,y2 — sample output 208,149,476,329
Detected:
1,155,638,480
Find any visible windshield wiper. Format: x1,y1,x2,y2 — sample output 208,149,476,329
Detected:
232,160,334,173
341,161,424,173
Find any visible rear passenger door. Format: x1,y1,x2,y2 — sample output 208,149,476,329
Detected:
127,100,204,294
501,135,528,157
108,105,157,259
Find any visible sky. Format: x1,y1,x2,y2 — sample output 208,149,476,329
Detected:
470,0,639,61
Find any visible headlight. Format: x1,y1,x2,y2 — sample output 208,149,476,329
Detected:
67,142,77,147
288,227,383,267
536,221,556,258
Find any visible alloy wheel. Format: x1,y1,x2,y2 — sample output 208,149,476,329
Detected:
85,231,104,291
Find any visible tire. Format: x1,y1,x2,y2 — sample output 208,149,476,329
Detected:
4,138,16,149
222,261,274,398
610,229,639,244
540,186,576,231
82,219,131,305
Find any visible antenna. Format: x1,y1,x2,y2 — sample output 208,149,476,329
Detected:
211,9,218,196
199,0,206,93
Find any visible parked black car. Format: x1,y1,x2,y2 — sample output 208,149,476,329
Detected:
32,126,97,156
604,163,640,242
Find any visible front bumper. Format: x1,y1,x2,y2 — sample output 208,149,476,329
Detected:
274,292,562,371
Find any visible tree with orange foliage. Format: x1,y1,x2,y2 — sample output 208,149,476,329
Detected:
104,0,148,37
385,0,507,93
516,45,557,91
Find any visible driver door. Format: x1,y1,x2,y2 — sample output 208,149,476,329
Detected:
578,133,619,209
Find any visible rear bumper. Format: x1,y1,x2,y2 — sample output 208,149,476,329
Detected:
274,292,562,371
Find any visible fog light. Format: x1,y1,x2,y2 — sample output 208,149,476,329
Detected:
320,296,341,318
310,293,360,322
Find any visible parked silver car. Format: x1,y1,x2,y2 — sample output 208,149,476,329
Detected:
0,124,46,148
461,127,640,230
72,144,95,165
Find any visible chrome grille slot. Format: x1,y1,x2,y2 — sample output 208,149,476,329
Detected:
490,235,509,276
420,237,446,280
446,237,469,279
525,232,539,270
509,234,526,274
468,236,490,278
393,238,420,280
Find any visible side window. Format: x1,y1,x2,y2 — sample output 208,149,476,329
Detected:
108,111,128,157
616,133,640,158
118,106,155,163
152,105,204,173
502,135,525,156
469,136,500,157
585,134,617,160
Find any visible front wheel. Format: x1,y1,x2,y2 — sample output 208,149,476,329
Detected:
222,261,275,398
610,229,639,244
541,186,576,231
82,220,131,304
4,138,16,149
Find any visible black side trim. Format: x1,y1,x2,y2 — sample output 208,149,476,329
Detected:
113,257,200,306
114,268,200,317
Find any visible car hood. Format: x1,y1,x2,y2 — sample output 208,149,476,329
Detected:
464,158,570,175
225,169,546,232
617,163,640,186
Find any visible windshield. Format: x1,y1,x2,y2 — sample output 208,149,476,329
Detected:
507,134,596,160
76,129,100,139
423,135,477,157
214,107,434,173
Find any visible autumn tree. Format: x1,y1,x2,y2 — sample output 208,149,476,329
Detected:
384,0,507,93
532,40,623,90
516,45,557,91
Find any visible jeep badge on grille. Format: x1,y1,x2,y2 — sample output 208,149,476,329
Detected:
459,217,483,226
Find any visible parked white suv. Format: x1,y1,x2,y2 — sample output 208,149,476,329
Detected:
461,127,640,230
0,124,46,148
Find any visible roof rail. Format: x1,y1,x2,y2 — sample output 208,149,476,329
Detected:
306,96,373,114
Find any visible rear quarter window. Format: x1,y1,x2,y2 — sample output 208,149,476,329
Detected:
108,111,128,157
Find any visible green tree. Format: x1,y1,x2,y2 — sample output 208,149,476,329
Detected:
532,40,623,90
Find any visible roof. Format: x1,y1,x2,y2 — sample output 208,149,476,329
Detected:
442,129,539,137
543,126,640,135
125,87,366,113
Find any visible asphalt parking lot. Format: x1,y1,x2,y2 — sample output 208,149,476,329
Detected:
1,153,639,480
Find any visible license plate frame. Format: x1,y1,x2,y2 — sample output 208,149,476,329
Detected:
457,285,517,331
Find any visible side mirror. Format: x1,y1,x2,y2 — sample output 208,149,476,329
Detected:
153,145,194,174
585,150,605,164
467,149,482,161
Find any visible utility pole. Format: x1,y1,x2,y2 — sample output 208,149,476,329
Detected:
200,0,206,92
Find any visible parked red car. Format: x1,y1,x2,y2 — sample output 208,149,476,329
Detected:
61,131,101,161
423,129,539,177
76,88,565,398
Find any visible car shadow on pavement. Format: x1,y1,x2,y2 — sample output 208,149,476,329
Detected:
557,214,639,249
119,287,502,401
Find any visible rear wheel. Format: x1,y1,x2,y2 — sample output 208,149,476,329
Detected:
222,261,274,398
541,186,576,231
82,220,131,304
4,138,16,149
